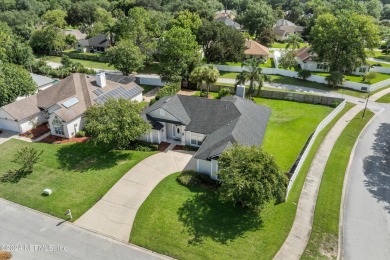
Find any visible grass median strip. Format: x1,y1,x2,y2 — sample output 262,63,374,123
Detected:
302,109,374,259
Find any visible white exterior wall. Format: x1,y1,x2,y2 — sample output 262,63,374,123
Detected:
196,159,219,179
19,113,46,133
371,66,390,74
132,93,143,103
137,75,164,86
0,109,19,132
351,65,370,76
63,117,83,138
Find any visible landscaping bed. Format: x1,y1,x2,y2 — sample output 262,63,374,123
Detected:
0,139,155,220
19,123,50,140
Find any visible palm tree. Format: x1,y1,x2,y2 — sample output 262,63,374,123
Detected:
189,66,205,92
285,33,303,51
203,65,220,97
240,58,267,97
103,22,117,46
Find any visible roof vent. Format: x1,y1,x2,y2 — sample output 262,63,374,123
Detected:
96,72,106,88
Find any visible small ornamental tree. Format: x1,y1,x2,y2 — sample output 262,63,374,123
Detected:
12,146,43,173
297,69,312,81
84,98,151,150
217,145,288,211
278,51,298,70
362,71,377,84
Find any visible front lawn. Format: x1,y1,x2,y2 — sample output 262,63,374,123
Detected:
271,42,308,49
130,103,353,260
219,71,239,79
311,71,390,84
302,109,374,259
0,139,154,220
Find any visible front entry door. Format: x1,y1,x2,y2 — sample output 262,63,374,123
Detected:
173,125,181,140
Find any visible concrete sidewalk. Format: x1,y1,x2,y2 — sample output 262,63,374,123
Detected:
75,150,196,242
273,105,363,260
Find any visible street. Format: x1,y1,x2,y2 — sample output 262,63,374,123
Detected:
0,199,166,260
342,105,390,259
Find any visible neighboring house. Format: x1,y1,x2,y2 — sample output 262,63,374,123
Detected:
215,16,242,30
75,34,111,53
30,73,58,91
215,10,236,20
273,19,304,41
63,29,87,40
16,74,58,101
295,46,371,75
140,94,271,179
0,73,143,136
244,40,270,60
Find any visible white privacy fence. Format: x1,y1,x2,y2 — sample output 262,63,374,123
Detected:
285,100,347,198
210,64,390,92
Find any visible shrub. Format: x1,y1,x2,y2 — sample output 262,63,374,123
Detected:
149,98,157,106
331,101,341,108
218,87,231,98
126,140,158,151
326,72,344,88
155,83,180,100
362,71,377,84
76,130,86,137
176,170,201,187
199,91,208,97
12,146,43,173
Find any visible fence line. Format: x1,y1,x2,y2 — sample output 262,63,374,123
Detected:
285,100,347,198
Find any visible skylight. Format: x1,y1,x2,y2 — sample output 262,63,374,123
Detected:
62,97,80,108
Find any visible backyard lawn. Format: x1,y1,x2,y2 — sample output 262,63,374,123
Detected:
366,59,390,68
47,56,114,70
130,103,354,260
0,139,155,220
271,42,308,49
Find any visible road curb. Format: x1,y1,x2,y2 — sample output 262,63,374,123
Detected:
337,108,378,260
0,198,173,260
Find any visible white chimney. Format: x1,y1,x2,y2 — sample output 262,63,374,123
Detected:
96,72,106,88
236,84,245,98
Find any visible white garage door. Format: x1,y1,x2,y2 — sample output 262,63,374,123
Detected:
0,118,20,132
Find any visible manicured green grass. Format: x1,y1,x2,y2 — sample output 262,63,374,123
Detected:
47,56,114,70
219,71,239,79
0,139,154,220
366,59,390,68
375,92,390,103
271,42,308,49
366,50,390,62
130,103,354,260
311,72,390,84
213,58,274,69
192,91,220,99
302,109,374,259
63,49,106,58
255,98,333,172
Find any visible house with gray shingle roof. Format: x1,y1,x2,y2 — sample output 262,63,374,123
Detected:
0,73,143,136
140,95,271,178
75,34,112,53
273,19,304,41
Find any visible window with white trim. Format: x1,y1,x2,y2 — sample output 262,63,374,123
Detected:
191,133,205,146
316,63,328,70
52,116,65,136
359,67,366,73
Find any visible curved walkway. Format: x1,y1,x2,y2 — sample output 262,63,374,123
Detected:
273,105,363,260
76,150,196,242
274,88,390,259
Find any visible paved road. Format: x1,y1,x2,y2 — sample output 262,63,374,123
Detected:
0,199,166,260
341,105,390,260
76,150,196,241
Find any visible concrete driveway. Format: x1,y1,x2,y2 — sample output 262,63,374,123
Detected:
76,150,196,242
341,106,390,259
0,130,18,145
0,199,165,260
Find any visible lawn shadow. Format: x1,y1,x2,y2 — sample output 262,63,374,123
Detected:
0,169,30,183
56,142,131,172
177,190,262,245
363,123,390,213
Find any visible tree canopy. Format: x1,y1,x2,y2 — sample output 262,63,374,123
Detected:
0,63,37,106
84,98,151,150
310,11,379,73
218,145,288,211
106,40,145,75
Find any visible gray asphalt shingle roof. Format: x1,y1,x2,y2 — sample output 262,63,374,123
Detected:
143,95,271,160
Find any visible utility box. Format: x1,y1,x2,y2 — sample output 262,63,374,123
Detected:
43,188,52,195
